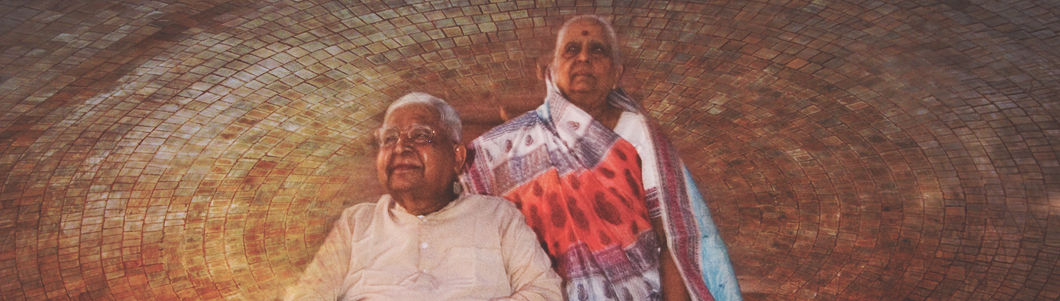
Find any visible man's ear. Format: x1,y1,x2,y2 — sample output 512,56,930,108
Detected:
453,143,467,173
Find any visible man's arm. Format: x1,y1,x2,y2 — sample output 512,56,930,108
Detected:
653,216,692,301
495,206,563,301
284,208,356,301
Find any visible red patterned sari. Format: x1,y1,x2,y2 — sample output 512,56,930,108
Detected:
464,78,741,301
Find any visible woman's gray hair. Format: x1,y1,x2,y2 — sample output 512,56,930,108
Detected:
553,15,623,71
384,92,463,143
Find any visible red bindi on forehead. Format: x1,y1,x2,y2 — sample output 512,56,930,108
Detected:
581,30,589,36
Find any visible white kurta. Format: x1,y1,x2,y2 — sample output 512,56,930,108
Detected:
285,194,562,301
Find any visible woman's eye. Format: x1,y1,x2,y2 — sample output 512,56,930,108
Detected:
566,45,578,53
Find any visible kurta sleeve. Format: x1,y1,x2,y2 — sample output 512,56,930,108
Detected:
284,207,357,301
493,204,562,301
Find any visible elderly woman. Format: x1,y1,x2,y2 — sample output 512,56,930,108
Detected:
463,16,741,301
285,92,561,301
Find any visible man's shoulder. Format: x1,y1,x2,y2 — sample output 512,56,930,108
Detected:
460,194,521,216
329,196,390,236
339,196,387,219
461,193,510,204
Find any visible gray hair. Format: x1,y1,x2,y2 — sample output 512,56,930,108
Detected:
553,15,623,72
384,92,463,143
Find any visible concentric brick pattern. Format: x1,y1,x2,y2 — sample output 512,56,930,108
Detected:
1,0,1058,300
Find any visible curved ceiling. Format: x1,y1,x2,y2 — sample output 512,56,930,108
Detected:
1,0,1058,299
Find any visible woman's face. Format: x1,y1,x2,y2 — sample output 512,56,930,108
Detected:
375,104,464,198
552,20,619,106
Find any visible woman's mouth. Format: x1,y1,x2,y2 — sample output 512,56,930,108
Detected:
571,72,595,78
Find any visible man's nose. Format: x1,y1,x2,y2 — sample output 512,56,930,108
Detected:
393,135,416,151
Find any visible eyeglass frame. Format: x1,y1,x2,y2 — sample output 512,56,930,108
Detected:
375,124,446,148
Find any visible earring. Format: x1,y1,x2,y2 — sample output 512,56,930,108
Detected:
452,181,463,195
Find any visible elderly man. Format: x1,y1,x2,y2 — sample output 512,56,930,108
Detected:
285,92,561,301
463,16,742,301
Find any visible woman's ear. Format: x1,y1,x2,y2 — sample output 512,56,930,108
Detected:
536,55,553,81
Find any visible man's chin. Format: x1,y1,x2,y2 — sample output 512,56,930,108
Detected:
386,180,419,191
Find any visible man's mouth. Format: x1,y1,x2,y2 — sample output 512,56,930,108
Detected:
388,163,422,174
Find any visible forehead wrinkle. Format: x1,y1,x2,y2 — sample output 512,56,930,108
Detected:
563,25,607,41
553,19,622,69
561,35,610,47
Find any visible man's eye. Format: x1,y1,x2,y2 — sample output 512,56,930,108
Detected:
382,134,399,144
410,130,433,143
592,46,606,54
566,45,579,53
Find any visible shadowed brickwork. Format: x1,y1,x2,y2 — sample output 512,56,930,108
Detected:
1,0,1058,300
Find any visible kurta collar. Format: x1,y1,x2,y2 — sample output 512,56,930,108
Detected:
388,193,468,221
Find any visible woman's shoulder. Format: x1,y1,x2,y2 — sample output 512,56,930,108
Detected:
474,110,546,143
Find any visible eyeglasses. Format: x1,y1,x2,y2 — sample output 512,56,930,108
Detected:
376,124,439,147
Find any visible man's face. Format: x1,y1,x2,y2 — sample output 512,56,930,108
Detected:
552,20,619,102
375,104,464,197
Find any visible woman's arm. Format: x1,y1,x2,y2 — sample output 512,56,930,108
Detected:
653,216,692,301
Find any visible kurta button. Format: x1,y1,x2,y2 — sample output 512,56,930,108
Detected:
420,242,428,248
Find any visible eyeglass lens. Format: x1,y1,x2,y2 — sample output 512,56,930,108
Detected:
378,125,435,146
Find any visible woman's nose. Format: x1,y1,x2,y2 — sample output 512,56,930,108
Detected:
576,46,590,62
